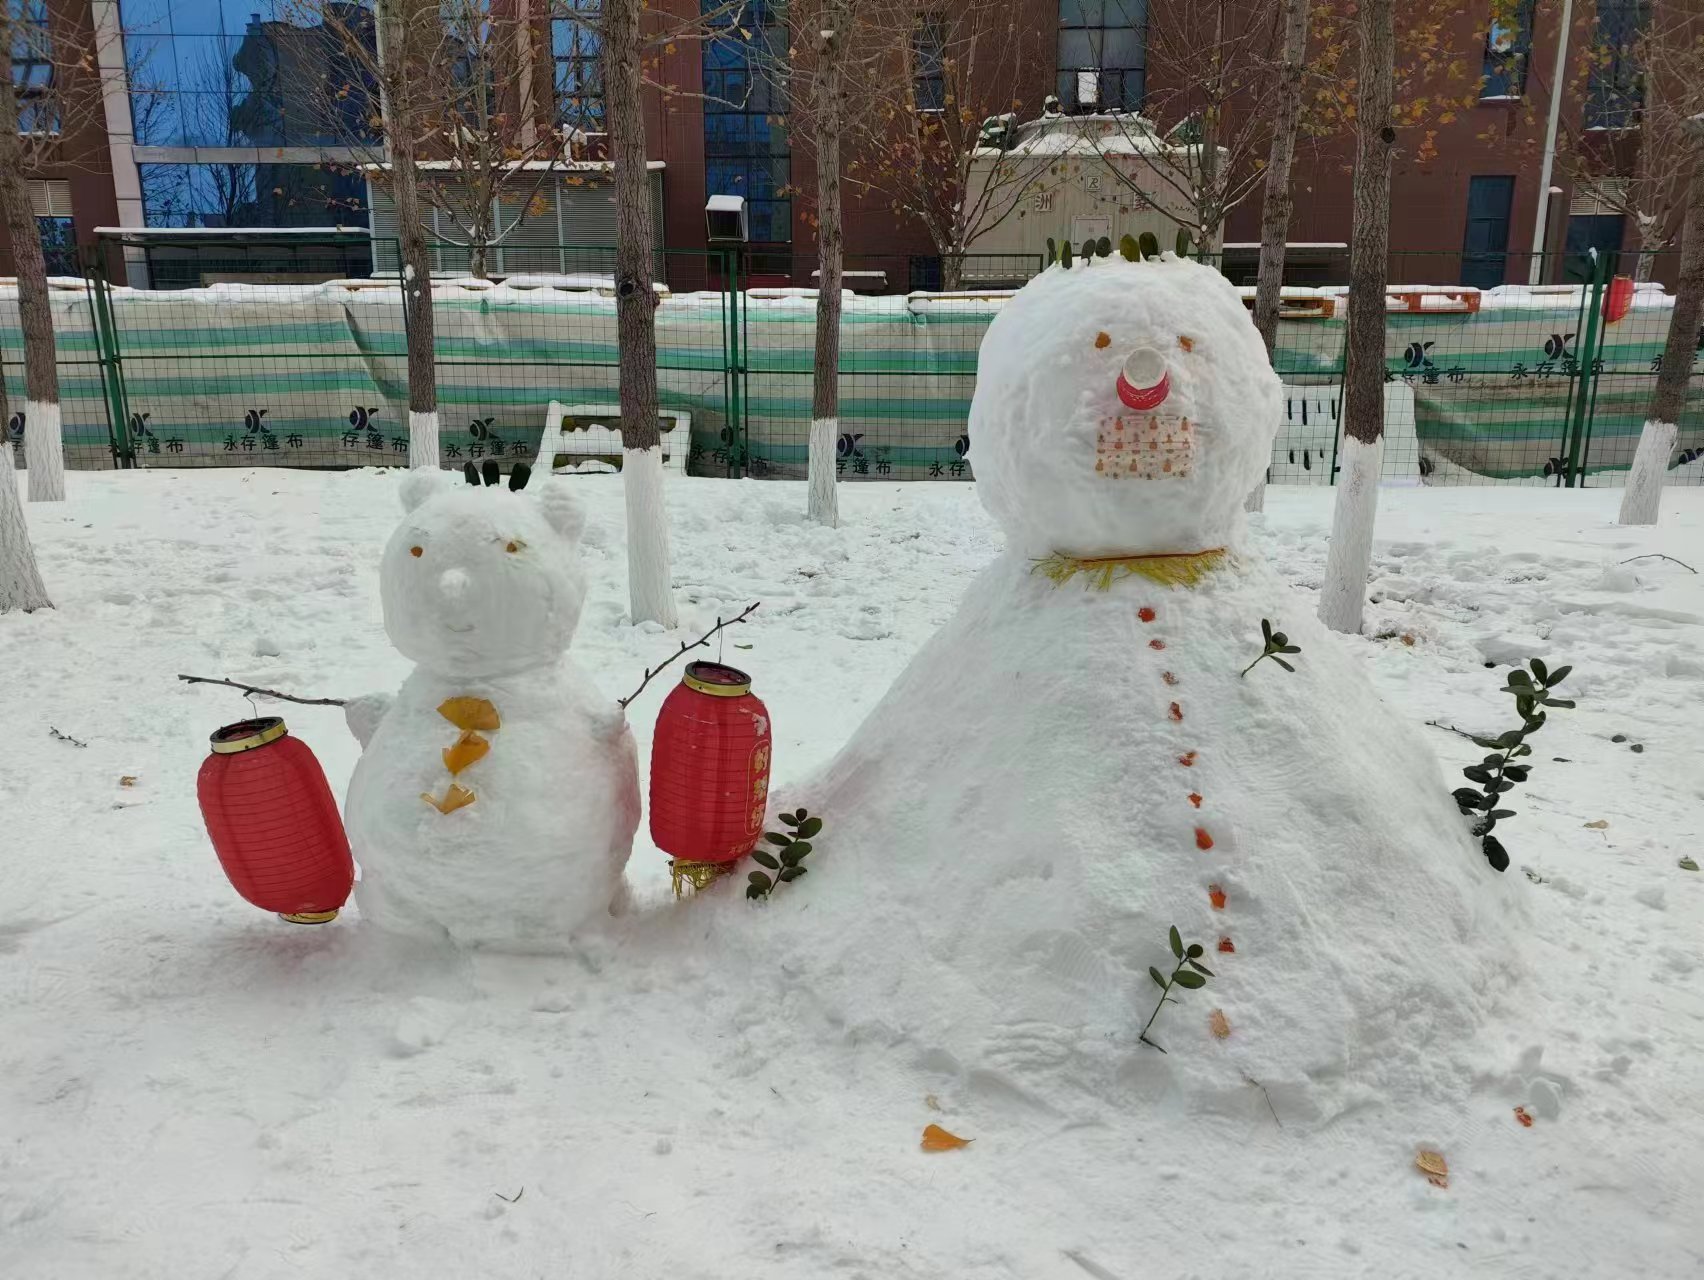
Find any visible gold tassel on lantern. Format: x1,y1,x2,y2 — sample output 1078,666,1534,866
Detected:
1031,547,1227,591
670,859,736,898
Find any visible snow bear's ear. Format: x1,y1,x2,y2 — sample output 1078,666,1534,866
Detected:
536,482,585,543
400,468,447,513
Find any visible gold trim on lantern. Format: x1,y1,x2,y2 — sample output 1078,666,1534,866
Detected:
209,717,289,754
682,665,752,697
670,859,737,897
278,909,339,925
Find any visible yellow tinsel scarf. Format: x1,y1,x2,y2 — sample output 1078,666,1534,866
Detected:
1031,547,1228,591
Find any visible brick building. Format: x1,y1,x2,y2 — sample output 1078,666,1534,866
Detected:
1,0,1667,290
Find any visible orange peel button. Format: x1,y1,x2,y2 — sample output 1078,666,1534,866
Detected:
438,697,500,732
920,1124,972,1152
1208,884,1227,909
442,730,490,775
422,784,477,815
1194,827,1215,851
1207,1009,1231,1039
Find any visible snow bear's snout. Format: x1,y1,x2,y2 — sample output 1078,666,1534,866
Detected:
437,568,472,602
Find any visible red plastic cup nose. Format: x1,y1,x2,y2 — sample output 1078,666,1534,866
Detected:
1116,348,1171,410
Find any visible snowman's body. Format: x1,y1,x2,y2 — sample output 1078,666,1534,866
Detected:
344,472,638,950
744,256,1518,1120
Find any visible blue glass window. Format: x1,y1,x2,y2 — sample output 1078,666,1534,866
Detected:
119,0,376,148
914,13,946,112
703,1,789,244
139,162,367,228
554,2,602,130
1585,0,1648,130
1057,0,1146,113
38,216,75,275
1461,175,1515,289
10,0,58,132
1480,0,1536,98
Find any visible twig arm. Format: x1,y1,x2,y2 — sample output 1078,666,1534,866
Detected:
617,602,761,709
177,674,348,707
1619,553,1697,573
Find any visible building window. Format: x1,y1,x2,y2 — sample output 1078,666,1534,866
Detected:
702,0,790,245
554,2,602,131
1563,212,1625,283
37,216,75,275
10,0,58,133
139,162,367,228
913,12,945,112
1057,0,1146,114
1585,0,1648,130
1461,175,1515,289
119,0,376,150
1480,0,1535,98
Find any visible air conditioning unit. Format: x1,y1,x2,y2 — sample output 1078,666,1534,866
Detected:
706,194,748,244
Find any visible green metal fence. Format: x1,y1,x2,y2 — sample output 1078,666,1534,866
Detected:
1,237,1698,489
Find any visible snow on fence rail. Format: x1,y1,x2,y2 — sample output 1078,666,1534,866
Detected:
0,277,1699,485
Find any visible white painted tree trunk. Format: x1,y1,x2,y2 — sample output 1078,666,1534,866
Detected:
24,401,66,502
622,447,678,628
808,417,838,523
1318,0,1394,636
408,410,440,470
1617,419,1677,525
606,0,677,626
1318,435,1384,634
0,432,51,612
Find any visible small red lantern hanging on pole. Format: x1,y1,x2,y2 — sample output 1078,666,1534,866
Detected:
196,717,354,924
649,661,772,895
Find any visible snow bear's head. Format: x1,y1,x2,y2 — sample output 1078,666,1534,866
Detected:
380,469,589,678
968,254,1281,558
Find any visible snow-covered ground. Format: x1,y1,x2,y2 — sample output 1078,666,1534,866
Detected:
3,470,1701,1279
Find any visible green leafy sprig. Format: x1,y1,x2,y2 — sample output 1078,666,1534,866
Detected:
1240,618,1302,678
1138,926,1214,1053
1452,659,1575,873
747,809,822,900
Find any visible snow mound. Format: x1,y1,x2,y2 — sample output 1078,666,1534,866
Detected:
700,256,1521,1124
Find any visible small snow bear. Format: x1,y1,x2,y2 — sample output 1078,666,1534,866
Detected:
343,466,639,950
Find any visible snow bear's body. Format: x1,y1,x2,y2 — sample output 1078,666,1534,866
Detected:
344,472,639,950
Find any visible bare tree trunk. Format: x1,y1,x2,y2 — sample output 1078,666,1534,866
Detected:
808,10,845,527
1620,169,1704,524
606,0,677,626
379,0,440,469
1318,0,1394,635
469,240,489,280
941,250,964,292
0,353,51,611
1634,216,1661,283
0,37,66,503
1246,0,1310,515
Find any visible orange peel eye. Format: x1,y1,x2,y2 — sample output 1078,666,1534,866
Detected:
410,545,424,558
505,539,525,553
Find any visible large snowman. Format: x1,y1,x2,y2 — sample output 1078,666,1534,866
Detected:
344,468,639,950
758,254,1517,1121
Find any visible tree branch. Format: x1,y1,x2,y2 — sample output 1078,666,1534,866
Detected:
177,674,348,707
617,602,761,709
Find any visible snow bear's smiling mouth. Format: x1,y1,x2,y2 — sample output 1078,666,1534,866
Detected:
445,624,476,634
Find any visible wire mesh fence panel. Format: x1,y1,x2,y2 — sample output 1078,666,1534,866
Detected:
35,238,1704,490
1,279,119,471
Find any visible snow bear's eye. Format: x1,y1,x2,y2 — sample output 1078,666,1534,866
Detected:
410,546,424,558
505,539,525,553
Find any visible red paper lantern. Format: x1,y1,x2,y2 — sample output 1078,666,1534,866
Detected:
196,717,354,924
649,662,772,868
1603,274,1635,325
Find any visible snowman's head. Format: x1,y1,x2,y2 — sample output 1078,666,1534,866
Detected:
380,469,589,678
969,254,1280,558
